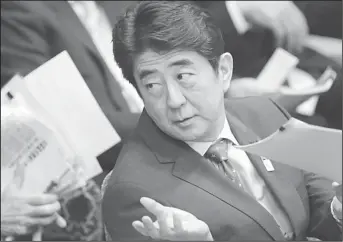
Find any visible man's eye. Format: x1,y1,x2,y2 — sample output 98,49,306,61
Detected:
145,83,163,96
146,83,159,90
176,73,192,81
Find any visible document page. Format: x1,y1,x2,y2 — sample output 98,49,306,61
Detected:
236,118,342,182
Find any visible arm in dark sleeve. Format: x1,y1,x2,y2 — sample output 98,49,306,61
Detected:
269,98,341,240
304,172,342,241
102,182,170,240
192,1,239,46
1,1,51,87
194,1,275,78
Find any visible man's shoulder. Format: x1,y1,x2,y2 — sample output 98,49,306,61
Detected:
1,1,50,17
225,96,291,138
111,132,156,175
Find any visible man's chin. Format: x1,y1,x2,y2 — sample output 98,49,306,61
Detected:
168,128,206,142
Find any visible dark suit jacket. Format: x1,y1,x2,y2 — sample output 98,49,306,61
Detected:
103,97,341,241
1,1,140,170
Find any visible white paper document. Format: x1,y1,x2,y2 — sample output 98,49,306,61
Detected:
1,96,72,194
257,48,299,91
235,118,342,182
2,51,121,180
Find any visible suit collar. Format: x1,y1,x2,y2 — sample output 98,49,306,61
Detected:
186,118,238,156
137,102,306,240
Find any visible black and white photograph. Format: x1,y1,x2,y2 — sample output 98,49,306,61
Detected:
1,1,342,241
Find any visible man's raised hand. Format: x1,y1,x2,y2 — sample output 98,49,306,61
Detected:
132,197,213,241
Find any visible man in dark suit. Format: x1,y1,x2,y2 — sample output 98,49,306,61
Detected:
1,1,140,240
194,1,342,130
102,1,342,241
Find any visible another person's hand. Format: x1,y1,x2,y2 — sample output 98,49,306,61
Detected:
132,197,213,241
332,182,342,221
1,187,66,237
226,78,274,98
237,1,309,54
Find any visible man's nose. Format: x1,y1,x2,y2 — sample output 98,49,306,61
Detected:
166,81,186,109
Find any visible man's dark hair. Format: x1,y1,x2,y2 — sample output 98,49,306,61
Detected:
112,1,225,90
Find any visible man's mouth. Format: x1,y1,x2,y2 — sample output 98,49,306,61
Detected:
174,116,195,126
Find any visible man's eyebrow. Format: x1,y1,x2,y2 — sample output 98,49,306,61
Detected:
138,59,194,80
168,59,194,68
138,69,157,80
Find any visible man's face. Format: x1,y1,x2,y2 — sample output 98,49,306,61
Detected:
133,50,232,142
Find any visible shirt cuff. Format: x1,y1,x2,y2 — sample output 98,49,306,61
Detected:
331,197,342,228
225,1,251,35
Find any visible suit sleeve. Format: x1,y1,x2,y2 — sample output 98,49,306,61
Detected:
1,1,51,87
102,182,171,240
193,1,274,78
269,98,341,240
193,1,239,45
269,98,342,240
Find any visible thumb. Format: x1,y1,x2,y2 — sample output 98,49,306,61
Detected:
332,182,342,201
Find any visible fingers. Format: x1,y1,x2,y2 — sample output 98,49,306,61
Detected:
27,194,59,206
157,208,171,237
271,22,286,49
280,15,302,54
29,202,61,217
173,212,184,234
279,4,308,54
55,213,67,228
132,220,149,236
333,182,342,202
32,227,43,241
140,197,166,219
142,216,159,239
25,215,57,227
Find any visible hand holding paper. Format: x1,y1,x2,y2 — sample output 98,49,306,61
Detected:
255,48,336,112
1,183,66,237
1,52,107,241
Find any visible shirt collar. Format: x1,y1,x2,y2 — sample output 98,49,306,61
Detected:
186,118,238,156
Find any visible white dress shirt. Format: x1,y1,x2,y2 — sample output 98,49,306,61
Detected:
68,1,144,113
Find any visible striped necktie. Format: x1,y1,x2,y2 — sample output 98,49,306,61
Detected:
204,138,244,189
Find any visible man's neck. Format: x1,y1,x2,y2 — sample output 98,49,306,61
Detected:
186,113,238,156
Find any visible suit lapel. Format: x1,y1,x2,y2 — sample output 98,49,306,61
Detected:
226,108,307,239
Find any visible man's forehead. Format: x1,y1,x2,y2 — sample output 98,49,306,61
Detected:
134,49,197,71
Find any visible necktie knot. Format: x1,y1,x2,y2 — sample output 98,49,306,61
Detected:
204,138,232,164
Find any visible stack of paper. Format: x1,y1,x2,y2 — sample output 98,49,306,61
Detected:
1,51,121,195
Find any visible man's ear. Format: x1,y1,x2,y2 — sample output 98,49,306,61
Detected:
217,52,233,93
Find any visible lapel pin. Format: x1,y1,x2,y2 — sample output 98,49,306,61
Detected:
262,157,274,172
